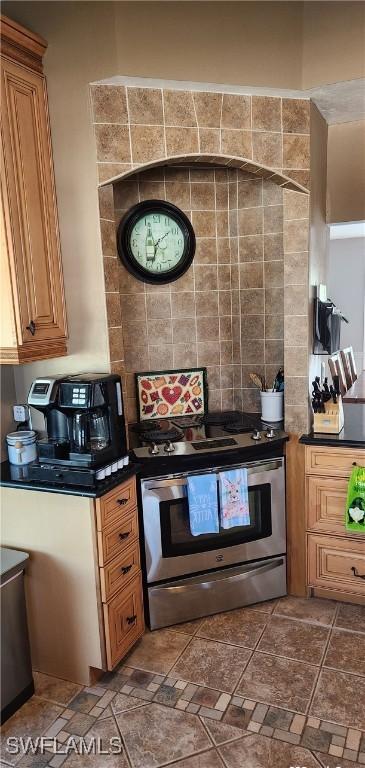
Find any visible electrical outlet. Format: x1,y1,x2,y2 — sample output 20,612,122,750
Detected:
13,404,30,423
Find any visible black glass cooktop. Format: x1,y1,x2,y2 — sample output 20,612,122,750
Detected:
129,410,262,448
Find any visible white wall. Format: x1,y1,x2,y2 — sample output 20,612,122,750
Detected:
327,237,365,372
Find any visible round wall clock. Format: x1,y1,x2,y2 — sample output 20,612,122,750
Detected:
117,200,195,285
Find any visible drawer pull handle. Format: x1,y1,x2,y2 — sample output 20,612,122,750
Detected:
352,462,357,466
126,614,137,625
121,564,133,575
351,566,365,580
26,320,36,335
119,531,130,540
117,498,128,506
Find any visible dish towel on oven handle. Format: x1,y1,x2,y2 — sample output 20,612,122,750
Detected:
187,473,219,536
218,468,250,529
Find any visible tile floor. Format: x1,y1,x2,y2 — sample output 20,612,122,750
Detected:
1,596,365,768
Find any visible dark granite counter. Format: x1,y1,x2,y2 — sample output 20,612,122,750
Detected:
0,460,140,498
300,404,365,450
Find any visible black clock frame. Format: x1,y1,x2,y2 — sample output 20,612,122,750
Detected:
117,199,196,285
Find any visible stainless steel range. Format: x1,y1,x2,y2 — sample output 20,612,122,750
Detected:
131,411,288,630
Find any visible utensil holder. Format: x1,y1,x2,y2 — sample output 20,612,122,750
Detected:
260,391,284,422
313,396,344,434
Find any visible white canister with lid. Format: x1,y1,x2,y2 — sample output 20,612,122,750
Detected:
6,430,37,465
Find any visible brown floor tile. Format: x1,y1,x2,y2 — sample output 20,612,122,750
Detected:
169,751,225,768
310,668,365,729
274,596,337,625
248,600,278,614
66,711,96,736
257,615,329,665
64,717,129,768
171,637,251,693
33,671,82,706
123,628,191,675
0,697,63,765
115,702,211,768
235,652,318,713
110,692,147,714
223,704,251,731
171,619,203,636
201,717,244,745
335,603,365,634
219,733,320,768
197,607,266,649
315,753,363,768
68,691,101,714
324,629,365,676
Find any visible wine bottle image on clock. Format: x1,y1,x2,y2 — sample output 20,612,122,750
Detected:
145,222,155,263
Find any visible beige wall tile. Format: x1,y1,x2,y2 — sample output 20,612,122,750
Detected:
123,320,148,348
242,388,261,412
283,169,310,189
195,238,218,264
95,124,131,163
166,127,199,155
283,134,310,169
284,219,309,252
285,376,309,406
148,318,173,344
216,183,229,209
220,340,233,365
98,185,114,219
283,190,309,220
120,293,146,322
119,264,146,294
98,163,131,184
252,132,282,168
191,182,215,210
241,364,265,388
252,96,281,132
221,130,252,158
219,317,232,341
238,179,263,208
195,291,219,316
238,208,263,236
165,166,189,182
173,343,197,368
171,268,194,292
197,341,221,365
264,260,284,288
240,262,264,289
265,339,284,364
163,90,197,126
139,180,165,201
284,284,308,315
239,235,263,262
284,315,308,345
265,314,284,339
241,339,265,364
228,180,238,208
240,288,265,315
285,404,309,433
106,292,122,327
108,326,124,362
199,128,220,153
127,87,163,125
130,125,165,164
165,181,190,209
171,292,196,318
282,99,310,134
216,210,229,236
221,94,251,129
146,292,172,319
114,179,139,209
197,316,220,341
219,290,232,316
91,85,127,124
264,233,283,261
265,286,284,313
264,205,283,234
103,257,119,292
218,264,231,290
193,91,222,128
241,315,265,339
100,218,117,257
263,180,283,206
221,365,234,388
285,346,308,376
149,345,173,369
195,265,218,291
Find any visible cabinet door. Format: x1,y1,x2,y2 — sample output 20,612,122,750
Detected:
307,476,351,536
103,573,144,670
1,56,67,348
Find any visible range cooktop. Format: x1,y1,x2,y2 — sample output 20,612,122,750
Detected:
130,410,287,462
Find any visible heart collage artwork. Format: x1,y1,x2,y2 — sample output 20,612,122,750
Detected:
136,369,207,420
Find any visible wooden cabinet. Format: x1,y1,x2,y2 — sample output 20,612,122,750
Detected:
305,446,365,605
96,474,144,670
0,15,67,364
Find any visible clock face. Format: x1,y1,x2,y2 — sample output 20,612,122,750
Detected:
117,200,195,285
130,211,185,275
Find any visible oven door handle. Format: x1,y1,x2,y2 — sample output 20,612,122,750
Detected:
143,460,283,491
159,558,284,594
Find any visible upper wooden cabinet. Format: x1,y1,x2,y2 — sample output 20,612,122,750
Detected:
0,15,67,364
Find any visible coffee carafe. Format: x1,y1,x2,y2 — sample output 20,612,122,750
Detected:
28,373,127,468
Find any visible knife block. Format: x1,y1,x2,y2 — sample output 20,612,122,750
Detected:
313,396,344,434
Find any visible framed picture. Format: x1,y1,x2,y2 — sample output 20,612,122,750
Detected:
135,368,208,421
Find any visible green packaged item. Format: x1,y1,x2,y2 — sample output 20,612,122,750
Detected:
346,466,365,533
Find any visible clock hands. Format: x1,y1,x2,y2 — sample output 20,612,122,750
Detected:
153,230,170,254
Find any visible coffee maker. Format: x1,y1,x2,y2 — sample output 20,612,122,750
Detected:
27,373,128,486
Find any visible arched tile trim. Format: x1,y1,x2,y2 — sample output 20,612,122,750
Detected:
98,153,309,194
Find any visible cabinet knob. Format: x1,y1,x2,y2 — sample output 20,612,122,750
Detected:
117,498,128,506
126,614,137,625
121,564,132,575
119,531,130,540
26,320,36,336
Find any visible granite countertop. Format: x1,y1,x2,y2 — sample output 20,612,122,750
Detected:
0,460,139,498
300,403,365,449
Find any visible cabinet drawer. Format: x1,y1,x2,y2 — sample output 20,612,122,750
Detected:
308,534,365,597
97,508,138,567
307,476,351,536
305,446,364,478
103,573,144,670
96,476,136,531
100,540,140,602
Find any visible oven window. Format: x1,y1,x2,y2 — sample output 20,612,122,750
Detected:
160,483,271,557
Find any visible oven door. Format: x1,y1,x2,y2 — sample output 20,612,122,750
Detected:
141,458,285,584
